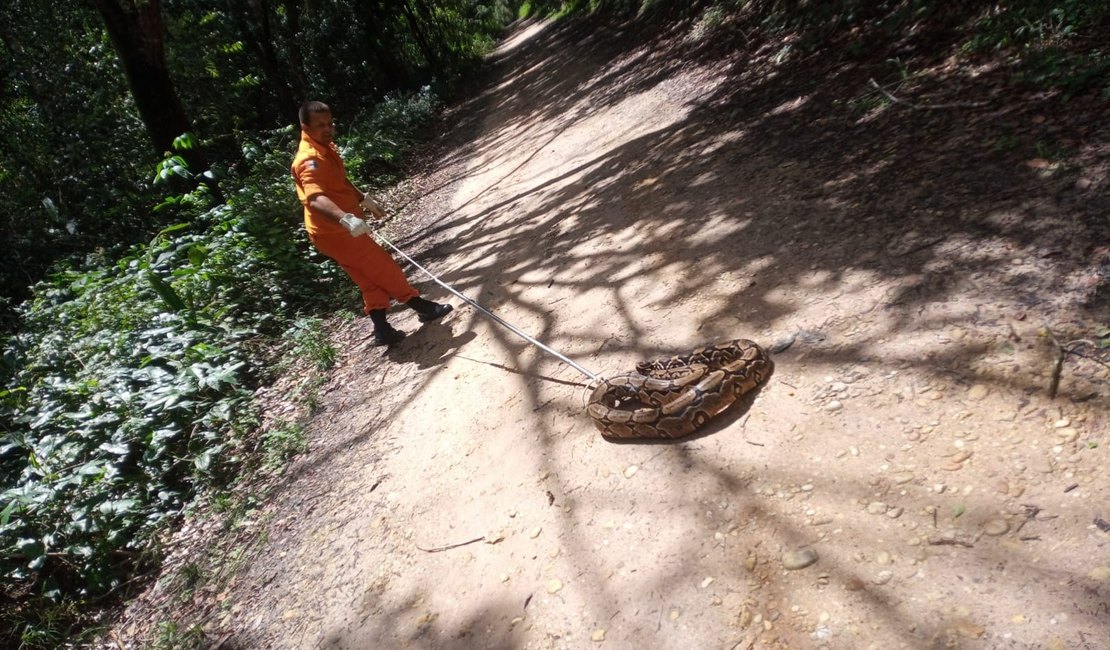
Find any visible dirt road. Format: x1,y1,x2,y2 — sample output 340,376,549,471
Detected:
131,18,1109,650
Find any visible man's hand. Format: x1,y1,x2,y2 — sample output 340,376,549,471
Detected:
360,194,386,220
340,213,372,237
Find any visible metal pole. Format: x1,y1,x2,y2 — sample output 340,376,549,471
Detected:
371,230,601,382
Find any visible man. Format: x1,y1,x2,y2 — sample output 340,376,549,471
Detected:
291,100,452,346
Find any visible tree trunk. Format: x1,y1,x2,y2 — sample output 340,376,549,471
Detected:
357,4,408,91
87,0,207,174
400,0,441,71
229,0,298,124
283,0,309,114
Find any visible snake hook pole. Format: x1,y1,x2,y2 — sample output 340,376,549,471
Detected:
367,229,602,383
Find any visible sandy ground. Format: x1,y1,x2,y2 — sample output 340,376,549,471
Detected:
119,18,1110,650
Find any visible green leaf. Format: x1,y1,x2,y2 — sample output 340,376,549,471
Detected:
172,133,197,151
145,272,187,312
0,500,16,526
187,244,208,267
99,499,138,516
157,222,192,237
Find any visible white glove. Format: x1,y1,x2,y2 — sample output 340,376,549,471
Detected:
339,213,371,237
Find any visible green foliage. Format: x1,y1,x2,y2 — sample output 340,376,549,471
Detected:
287,318,338,371
151,620,204,650
1,1,519,330
0,127,337,635
345,86,443,183
0,2,161,328
260,421,308,471
968,0,1109,50
966,1,1110,95
0,81,451,642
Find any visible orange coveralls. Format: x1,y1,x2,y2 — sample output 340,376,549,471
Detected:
291,132,418,313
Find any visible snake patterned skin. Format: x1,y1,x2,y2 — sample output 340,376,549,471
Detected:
587,339,771,440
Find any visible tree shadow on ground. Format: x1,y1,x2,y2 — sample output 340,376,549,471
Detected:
222,15,1109,650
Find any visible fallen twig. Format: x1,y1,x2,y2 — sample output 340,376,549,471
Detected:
415,536,485,553
1014,504,1042,535
868,78,990,110
927,537,974,548
1044,324,1065,399
1064,340,1110,371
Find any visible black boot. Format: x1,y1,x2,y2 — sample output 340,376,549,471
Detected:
368,309,405,346
405,296,453,323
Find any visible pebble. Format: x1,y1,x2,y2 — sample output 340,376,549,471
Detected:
983,520,1010,536
1035,459,1055,474
867,502,889,515
529,527,542,539
887,507,904,519
952,620,985,639
592,629,606,642
873,570,893,585
892,472,915,484
967,384,989,401
876,551,892,565
950,450,973,463
547,579,563,594
1088,567,1110,581
782,547,819,570
826,400,844,413
624,465,638,478
1057,428,1080,442
670,610,681,621
700,577,715,588
850,446,860,457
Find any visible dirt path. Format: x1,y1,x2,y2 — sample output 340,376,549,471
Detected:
127,19,1109,650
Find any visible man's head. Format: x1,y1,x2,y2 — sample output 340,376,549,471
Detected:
299,101,334,146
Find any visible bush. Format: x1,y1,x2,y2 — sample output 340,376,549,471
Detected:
0,128,327,639
0,88,451,647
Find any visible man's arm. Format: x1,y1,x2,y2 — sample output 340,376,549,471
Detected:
307,193,357,224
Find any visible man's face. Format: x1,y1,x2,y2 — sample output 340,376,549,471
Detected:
302,111,334,146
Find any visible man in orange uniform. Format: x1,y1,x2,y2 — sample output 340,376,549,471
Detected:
291,100,452,346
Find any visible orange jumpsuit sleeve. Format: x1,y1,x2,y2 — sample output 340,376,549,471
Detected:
291,140,354,236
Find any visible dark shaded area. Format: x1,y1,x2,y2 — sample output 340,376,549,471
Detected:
216,11,1108,650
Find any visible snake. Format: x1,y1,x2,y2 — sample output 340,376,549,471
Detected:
586,339,771,440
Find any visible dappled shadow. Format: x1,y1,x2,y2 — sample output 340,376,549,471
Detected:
216,14,1109,650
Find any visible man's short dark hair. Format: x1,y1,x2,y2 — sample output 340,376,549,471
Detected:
299,101,331,125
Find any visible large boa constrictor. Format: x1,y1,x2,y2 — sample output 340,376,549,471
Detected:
587,340,771,440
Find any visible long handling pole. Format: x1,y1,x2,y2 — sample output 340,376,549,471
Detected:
370,231,602,382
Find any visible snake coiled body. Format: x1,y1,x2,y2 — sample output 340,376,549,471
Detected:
587,340,771,440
